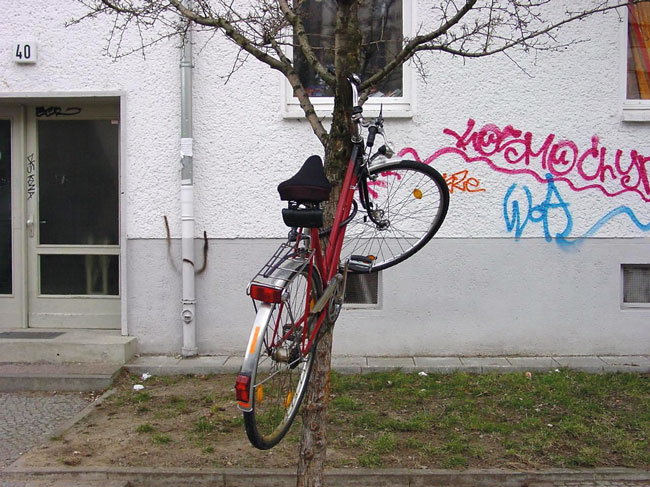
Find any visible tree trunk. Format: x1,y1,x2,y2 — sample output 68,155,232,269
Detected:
296,320,334,487
296,2,360,486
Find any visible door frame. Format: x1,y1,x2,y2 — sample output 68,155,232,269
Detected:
0,92,127,333
0,106,26,328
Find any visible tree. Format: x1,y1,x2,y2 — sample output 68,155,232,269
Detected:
73,1,648,485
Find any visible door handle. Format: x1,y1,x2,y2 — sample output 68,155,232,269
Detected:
26,217,34,237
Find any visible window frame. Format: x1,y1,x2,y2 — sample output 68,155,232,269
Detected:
281,0,416,119
622,4,650,121
621,264,650,309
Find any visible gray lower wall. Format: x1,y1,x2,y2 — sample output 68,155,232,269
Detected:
127,238,650,357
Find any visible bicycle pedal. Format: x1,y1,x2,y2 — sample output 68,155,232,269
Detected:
348,255,374,273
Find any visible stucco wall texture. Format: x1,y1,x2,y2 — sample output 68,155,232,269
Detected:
2,1,649,355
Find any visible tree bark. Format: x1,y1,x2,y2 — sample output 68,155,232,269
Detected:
296,320,334,487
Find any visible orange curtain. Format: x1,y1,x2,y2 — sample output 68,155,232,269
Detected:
629,3,650,99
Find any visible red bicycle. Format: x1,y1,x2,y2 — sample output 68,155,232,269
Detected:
235,75,449,450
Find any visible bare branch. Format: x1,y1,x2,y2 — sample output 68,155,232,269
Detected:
278,0,335,86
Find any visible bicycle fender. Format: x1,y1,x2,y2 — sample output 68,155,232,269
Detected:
367,157,412,172
237,303,273,412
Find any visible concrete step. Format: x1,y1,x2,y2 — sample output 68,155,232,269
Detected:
0,329,136,364
0,362,123,391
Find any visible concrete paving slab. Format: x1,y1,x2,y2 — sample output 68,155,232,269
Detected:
125,356,228,376
413,357,463,373
221,355,244,373
460,357,511,373
332,356,366,374
599,356,650,373
553,356,607,372
506,357,561,371
365,357,415,373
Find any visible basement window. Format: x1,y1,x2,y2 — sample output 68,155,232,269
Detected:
344,271,380,307
622,264,650,307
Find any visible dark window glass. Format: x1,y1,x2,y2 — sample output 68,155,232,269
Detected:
40,254,119,295
0,120,11,295
294,0,403,98
38,120,119,245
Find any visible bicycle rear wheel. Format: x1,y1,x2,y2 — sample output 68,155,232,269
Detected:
242,267,322,450
341,160,449,272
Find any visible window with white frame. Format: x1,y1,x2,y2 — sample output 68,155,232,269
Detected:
283,0,414,118
624,3,650,120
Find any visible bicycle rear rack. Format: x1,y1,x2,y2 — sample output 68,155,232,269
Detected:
247,242,314,307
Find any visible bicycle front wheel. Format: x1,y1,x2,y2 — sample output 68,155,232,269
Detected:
243,268,322,450
341,160,449,272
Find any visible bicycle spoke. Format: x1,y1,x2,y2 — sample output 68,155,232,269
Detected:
341,161,449,272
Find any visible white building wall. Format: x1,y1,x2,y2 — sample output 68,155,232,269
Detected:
2,1,649,356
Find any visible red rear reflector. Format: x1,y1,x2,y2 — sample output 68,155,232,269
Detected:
250,284,283,303
235,374,251,404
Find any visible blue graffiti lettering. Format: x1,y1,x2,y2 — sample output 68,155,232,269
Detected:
503,173,650,246
504,174,572,243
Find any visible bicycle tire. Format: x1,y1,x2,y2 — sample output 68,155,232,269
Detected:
341,160,449,272
243,268,322,450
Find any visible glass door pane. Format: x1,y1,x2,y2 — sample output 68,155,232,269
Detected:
0,120,11,295
38,120,118,245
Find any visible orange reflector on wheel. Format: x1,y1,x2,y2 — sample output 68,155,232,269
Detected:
413,188,423,199
249,284,283,303
285,391,294,408
256,384,264,403
235,374,251,407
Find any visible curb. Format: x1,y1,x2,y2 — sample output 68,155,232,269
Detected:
2,467,650,487
124,354,650,376
46,389,116,440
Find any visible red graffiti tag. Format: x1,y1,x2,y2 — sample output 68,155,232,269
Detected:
435,119,650,202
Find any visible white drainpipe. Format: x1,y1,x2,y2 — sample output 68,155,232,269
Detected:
180,6,197,357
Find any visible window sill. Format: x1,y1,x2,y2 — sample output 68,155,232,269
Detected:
282,98,414,119
622,101,650,121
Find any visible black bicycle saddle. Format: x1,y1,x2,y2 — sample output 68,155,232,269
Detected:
277,155,332,203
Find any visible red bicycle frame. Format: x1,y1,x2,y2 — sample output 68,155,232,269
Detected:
261,143,362,358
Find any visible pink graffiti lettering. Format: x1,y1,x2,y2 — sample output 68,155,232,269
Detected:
438,119,650,201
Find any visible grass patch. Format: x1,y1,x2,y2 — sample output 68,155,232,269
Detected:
327,369,649,469
152,434,172,445
136,423,154,433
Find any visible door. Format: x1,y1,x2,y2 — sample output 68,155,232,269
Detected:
0,108,24,327
26,102,120,328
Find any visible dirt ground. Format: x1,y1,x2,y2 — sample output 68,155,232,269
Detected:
15,370,650,471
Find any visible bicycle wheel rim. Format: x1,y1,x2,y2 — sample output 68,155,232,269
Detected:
244,269,321,450
341,160,449,272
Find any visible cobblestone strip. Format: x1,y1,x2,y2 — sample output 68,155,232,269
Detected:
0,392,92,469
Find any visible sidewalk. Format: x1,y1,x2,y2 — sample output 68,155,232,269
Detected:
124,353,650,375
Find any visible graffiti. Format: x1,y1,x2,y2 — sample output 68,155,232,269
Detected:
443,169,486,194
35,106,82,117
442,118,650,202
398,147,486,193
504,173,650,246
26,153,36,200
